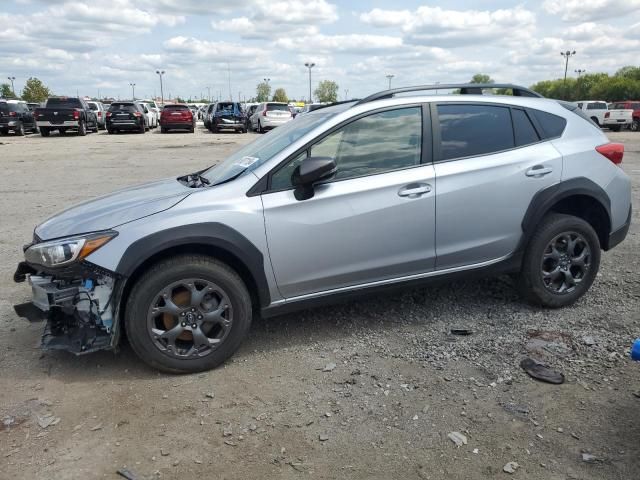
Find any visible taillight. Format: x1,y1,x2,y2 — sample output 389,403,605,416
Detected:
106,111,112,117
604,112,610,119
133,112,142,117
262,108,267,116
97,112,102,118
596,143,624,165
73,110,80,120
9,111,16,117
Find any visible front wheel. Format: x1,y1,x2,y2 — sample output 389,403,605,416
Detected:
15,123,25,136
161,126,167,133
77,121,86,136
516,213,600,308
610,125,622,132
630,120,639,132
125,255,252,373
40,127,50,137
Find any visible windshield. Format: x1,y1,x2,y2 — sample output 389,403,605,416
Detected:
201,110,338,184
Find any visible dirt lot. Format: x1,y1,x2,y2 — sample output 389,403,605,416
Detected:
0,125,638,480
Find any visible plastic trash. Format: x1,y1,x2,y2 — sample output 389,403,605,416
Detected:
631,339,640,361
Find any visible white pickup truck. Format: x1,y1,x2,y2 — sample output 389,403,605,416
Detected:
575,100,632,131
606,103,635,131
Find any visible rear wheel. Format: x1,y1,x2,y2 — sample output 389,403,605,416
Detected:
107,128,114,134
0,128,8,135
15,122,25,136
40,127,50,137
161,127,167,133
258,120,263,133
631,120,639,132
77,121,87,136
517,213,600,308
610,125,622,132
125,255,252,373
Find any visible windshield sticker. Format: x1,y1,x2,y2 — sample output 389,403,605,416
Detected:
236,156,259,168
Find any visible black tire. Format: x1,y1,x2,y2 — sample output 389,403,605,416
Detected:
516,213,600,308
15,122,25,136
0,128,7,135
125,255,252,373
631,120,639,132
40,127,50,137
258,120,263,133
590,117,600,127
77,121,86,136
161,127,167,133
32,123,39,134
107,128,114,134
59,128,66,135
610,125,622,132
190,127,195,133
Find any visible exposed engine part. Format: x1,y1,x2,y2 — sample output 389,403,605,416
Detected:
25,273,116,354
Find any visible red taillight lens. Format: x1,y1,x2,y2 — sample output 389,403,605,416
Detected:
596,143,624,165
133,112,142,117
262,108,267,116
73,110,80,120
106,111,112,117
9,111,16,117
97,112,102,117
604,112,610,119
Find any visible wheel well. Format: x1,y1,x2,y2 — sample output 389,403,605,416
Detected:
118,243,261,322
549,195,610,248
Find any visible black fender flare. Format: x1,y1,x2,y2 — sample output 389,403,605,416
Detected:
519,177,611,249
115,223,271,307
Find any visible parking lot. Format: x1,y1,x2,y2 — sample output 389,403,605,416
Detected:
0,125,638,479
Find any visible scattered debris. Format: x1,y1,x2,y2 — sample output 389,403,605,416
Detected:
582,336,596,346
224,440,237,447
116,468,138,480
581,453,603,464
223,426,233,437
520,358,565,384
450,328,473,336
37,414,60,429
503,462,520,474
161,449,170,456
319,434,329,441
205,393,215,399
90,424,103,431
447,431,467,447
322,363,337,372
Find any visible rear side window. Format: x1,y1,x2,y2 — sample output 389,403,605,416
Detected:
586,102,607,110
511,109,540,146
437,104,514,160
87,102,98,111
610,103,626,110
47,98,82,108
529,109,567,138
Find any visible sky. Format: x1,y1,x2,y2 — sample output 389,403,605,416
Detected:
1,0,639,102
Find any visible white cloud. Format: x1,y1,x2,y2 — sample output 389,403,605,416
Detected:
275,34,403,54
542,0,640,22
360,5,536,47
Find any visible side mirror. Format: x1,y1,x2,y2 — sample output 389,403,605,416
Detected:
292,156,337,201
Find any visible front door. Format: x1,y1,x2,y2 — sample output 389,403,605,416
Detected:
261,106,436,299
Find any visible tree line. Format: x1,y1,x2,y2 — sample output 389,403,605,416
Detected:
254,80,339,103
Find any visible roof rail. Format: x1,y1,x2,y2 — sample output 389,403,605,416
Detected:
355,83,543,105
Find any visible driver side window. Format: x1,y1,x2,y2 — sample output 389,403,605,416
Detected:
269,106,422,190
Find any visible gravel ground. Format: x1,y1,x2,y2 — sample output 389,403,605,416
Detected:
0,125,638,480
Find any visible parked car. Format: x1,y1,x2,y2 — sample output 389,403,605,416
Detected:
106,101,147,134
574,100,609,127
26,102,41,112
0,100,38,135
12,83,632,373
136,101,158,129
249,102,292,132
142,99,161,122
87,101,107,130
35,97,99,136
203,103,215,129
209,101,246,133
610,101,640,131
603,103,633,131
160,104,195,133
244,104,259,131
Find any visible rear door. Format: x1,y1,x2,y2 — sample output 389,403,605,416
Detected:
432,103,563,269
262,105,436,298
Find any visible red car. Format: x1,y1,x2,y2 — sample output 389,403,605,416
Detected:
160,104,195,133
610,101,640,131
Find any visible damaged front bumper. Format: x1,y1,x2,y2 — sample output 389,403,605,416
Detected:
13,261,123,355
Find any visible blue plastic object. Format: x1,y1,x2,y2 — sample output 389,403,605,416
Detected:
632,339,640,361
83,279,94,290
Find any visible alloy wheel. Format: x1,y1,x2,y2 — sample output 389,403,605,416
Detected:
147,278,233,359
540,232,591,294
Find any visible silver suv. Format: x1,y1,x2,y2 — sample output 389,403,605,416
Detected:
14,84,632,373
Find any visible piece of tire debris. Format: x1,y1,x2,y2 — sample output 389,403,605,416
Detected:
116,468,138,480
520,358,565,384
450,328,473,336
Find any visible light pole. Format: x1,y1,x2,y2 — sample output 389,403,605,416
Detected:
344,89,349,100
155,70,165,106
7,76,15,97
304,62,315,103
574,69,585,77
129,83,136,100
206,86,211,102
227,63,232,101
386,74,394,89
263,78,271,101
561,50,576,99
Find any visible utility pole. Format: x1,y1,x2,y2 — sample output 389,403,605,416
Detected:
561,50,576,100
304,62,315,103
574,69,585,77
344,89,349,100
155,70,165,106
206,86,211,102
7,76,16,97
227,63,232,101
129,82,136,100
386,74,394,89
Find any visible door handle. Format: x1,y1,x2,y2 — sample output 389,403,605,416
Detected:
398,183,432,198
525,165,553,177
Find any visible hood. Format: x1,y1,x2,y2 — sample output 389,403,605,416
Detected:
35,178,191,240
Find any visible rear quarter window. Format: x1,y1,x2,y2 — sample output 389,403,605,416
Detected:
511,108,540,146
529,109,568,139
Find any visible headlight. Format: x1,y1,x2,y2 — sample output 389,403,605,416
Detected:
25,231,117,268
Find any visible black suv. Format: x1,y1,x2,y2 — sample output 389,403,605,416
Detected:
106,102,147,134
0,101,38,135
209,102,246,133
